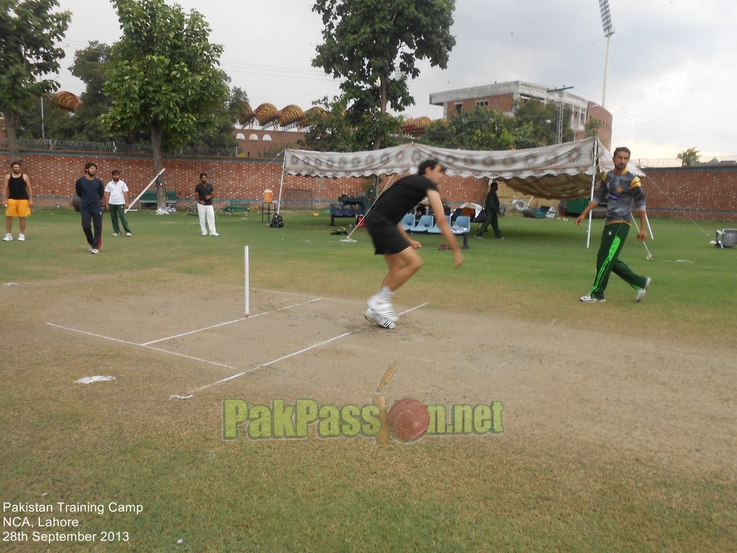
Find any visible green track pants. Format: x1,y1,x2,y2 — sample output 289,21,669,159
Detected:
588,223,647,299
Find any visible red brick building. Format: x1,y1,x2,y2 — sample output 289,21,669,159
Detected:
429,81,613,150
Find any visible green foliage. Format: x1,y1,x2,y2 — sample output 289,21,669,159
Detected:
512,98,572,146
584,116,602,138
312,0,456,149
420,106,515,150
677,147,700,167
228,86,251,126
298,95,401,152
101,0,229,152
0,0,70,160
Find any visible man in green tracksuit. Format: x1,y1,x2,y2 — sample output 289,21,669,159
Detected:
575,147,651,303
474,180,504,239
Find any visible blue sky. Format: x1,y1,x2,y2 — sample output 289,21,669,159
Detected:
54,0,737,160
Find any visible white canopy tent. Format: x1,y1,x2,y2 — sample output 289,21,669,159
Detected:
279,137,645,245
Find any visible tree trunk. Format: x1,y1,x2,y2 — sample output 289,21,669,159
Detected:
373,74,388,151
150,123,166,210
5,111,21,163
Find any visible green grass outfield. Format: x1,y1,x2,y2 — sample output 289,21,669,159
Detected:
1,209,736,552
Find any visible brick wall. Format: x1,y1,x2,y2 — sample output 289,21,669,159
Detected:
4,149,735,220
1,149,488,210
642,166,737,221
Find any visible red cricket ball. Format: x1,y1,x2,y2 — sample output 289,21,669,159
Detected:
387,398,430,442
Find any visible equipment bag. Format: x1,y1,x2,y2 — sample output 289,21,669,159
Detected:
269,213,284,228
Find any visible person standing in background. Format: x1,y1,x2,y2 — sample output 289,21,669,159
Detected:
3,161,33,242
194,173,219,237
76,162,105,254
104,170,132,237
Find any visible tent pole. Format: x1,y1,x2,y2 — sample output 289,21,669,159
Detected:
586,139,599,249
276,151,286,215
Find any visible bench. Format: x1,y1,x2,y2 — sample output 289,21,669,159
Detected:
138,190,177,209
329,203,365,226
222,199,251,217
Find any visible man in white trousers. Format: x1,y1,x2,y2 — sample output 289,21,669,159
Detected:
194,173,219,237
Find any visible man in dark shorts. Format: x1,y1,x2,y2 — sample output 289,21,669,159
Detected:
364,159,463,329
75,162,105,254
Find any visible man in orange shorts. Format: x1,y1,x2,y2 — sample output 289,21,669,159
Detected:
3,161,33,242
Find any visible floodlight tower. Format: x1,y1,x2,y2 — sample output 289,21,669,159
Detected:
599,0,615,108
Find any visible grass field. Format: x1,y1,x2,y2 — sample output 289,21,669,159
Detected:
1,208,736,552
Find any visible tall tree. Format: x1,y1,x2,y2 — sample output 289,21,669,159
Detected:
298,95,400,152
312,0,456,150
420,106,515,151
0,0,70,161
101,0,229,209
512,98,572,146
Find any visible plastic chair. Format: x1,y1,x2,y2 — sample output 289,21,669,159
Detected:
401,213,417,232
413,215,434,233
452,215,472,249
427,215,451,234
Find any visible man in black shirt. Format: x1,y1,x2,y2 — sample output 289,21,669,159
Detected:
75,162,105,254
194,173,219,236
364,159,463,329
3,161,33,241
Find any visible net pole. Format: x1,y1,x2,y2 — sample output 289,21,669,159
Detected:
126,167,166,213
244,246,250,317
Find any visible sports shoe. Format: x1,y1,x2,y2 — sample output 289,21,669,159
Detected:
580,295,605,303
495,236,505,240
90,248,99,255
125,232,132,237
210,232,220,237
365,308,395,329
3,233,12,241
112,232,121,237
474,234,483,240
636,277,651,302
202,233,208,237
18,234,25,241
367,296,398,322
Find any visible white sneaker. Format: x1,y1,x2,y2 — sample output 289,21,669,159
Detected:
90,248,99,254
112,232,121,237
3,233,12,241
580,295,605,303
365,308,395,329
125,232,132,237
18,234,25,241
202,233,207,237
210,232,220,237
367,296,398,322
636,277,651,302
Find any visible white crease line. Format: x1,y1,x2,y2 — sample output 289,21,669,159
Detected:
47,323,239,371
46,323,135,345
143,345,239,370
187,330,356,394
141,298,322,345
182,302,431,395
257,288,365,305
48,301,432,398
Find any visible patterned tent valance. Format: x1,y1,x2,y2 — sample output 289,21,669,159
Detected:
284,138,644,199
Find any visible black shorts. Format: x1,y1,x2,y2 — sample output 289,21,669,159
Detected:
367,223,410,256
